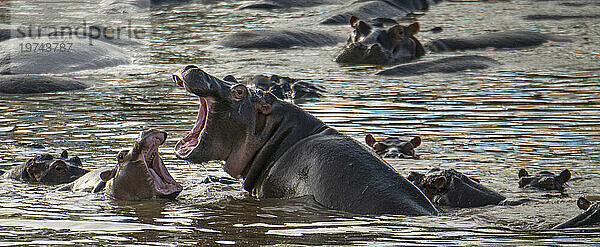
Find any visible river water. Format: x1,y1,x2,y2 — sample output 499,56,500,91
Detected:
0,0,599,245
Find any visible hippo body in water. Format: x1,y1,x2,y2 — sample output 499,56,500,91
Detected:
321,0,433,25
172,65,439,215
240,0,345,9
60,129,183,200
427,31,571,52
376,55,501,76
0,75,88,94
99,0,191,13
554,197,600,229
407,168,508,208
364,134,421,159
0,37,131,75
218,29,344,49
518,168,571,191
0,150,88,185
335,16,424,65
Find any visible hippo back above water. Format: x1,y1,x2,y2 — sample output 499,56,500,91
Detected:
172,65,439,216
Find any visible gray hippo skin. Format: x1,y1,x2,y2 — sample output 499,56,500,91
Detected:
364,134,421,159
1,150,88,185
218,30,344,49
240,0,345,9
335,16,424,65
100,0,191,13
172,65,440,215
518,168,571,191
61,129,183,200
427,31,570,52
321,0,433,25
407,168,507,208
0,75,88,94
227,74,324,100
376,55,500,76
554,197,600,229
0,37,131,74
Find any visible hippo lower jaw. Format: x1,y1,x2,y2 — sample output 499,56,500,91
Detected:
175,96,213,159
140,132,182,198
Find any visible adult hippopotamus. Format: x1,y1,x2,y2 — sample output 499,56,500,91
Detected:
0,150,88,185
364,134,421,159
239,0,345,9
335,16,424,65
218,29,344,49
321,0,433,25
407,168,509,208
99,0,191,13
553,197,600,229
0,37,131,74
518,168,571,191
60,129,183,200
426,31,571,52
376,55,501,76
238,74,324,100
0,75,88,94
172,65,439,215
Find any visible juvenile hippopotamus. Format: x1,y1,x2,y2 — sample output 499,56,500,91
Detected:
364,134,421,159
0,75,88,94
553,197,600,229
376,55,501,76
407,168,507,208
0,150,88,185
218,29,344,49
426,31,571,52
172,65,439,215
335,16,424,65
60,129,183,200
518,168,571,191
321,0,433,25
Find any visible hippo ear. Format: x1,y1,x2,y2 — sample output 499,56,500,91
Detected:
578,197,592,210
349,15,360,28
61,150,68,159
559,169,571,183
406,171,424,183
100,169,116,182
410,136,421,148
230,84,248,102
365,134,377,147
406,22,420,36
518,168,529,178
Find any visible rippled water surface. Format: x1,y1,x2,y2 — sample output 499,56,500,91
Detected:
1,0,600,245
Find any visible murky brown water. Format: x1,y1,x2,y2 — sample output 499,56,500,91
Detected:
1,0,600,245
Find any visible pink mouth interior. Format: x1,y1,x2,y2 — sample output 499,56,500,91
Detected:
142,133,183,196
175,97,209,158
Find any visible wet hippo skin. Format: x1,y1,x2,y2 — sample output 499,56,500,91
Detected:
172,65,440,216
0,75,88,94
553,197,600,229
0,150,88,185
60,129,183,200
218,29,344,49
376,55,500,76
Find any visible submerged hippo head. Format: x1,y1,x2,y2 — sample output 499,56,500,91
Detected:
553,197,600,229
24,150,88,184
518,168,571,191
335,16,424,65
407,168,506,208
365,134,421,159
100,129,182,200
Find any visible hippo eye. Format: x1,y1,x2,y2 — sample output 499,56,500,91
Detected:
231,84,248,101
54,165,64,173
117,150,128,162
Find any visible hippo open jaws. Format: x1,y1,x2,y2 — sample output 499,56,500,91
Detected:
1,150,88,185
172,65,440,216
60,129,183,200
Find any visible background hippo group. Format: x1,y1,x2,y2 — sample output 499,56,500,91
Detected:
1,0,600,244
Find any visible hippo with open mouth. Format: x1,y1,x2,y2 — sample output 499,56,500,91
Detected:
172,65,439,215
0,150,88,185
60,129,182,200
